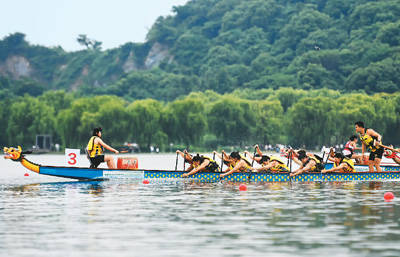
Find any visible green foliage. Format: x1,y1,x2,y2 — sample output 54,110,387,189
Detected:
2,88,400,150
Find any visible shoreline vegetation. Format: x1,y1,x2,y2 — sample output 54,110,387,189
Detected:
2,88,399,152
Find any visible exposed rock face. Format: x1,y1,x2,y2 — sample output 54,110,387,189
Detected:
144,42,171,69
123,51,139,73
0,56,32,78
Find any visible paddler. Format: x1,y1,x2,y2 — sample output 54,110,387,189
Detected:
381,144,400,165
355,121,383,172
213,150,235,172
244,144,269,165
176,149,193,165
86,127,119,169
220,151,252,178
181,154,220,177
321,152,355,173
290,150,324,176
252,155,289,172
342,135,362,164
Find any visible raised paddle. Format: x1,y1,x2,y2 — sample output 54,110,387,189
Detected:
251,147,257,167
175,152,179,171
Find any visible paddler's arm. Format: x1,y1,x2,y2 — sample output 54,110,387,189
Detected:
322,163,346,173
290,160,315,177
254,161,276,172
289,150,302,166
255,145,263,157
220,160,243,177
182,160,209,177
222,150,230,161
244,150,261,163
213,151,222,160
367,129,382,145
98,139,119,154
176,150,185,159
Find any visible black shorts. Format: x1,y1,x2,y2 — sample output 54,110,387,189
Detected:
369,148,384,161
89,155,105,168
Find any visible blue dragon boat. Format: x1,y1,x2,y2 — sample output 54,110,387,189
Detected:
4,146,400,182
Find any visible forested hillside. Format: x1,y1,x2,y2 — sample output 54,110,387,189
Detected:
1,0,400,101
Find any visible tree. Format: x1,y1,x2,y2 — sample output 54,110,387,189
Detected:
126,99,165,149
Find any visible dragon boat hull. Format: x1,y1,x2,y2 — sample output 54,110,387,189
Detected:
4,147,400,182
37,165,400,182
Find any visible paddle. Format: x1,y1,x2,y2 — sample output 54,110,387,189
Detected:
248,146,257,182
175,152,179,171
251,146,257,167
220,151,225,171
183,151,186,171
286,149,290,167
213,152,216,161
289,151,293,183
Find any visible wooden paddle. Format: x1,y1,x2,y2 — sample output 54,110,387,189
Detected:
175,152,179,171
251,146,257,167
183,152,186,171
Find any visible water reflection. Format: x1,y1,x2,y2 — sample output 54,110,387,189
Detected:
1,180,400,257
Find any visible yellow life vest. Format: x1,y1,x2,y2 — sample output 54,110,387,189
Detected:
304,156,322,172
359,129,380,152
334,158,355,172
269,157,289,172
86,136,103,158
193,156,219,172
233,157,252,172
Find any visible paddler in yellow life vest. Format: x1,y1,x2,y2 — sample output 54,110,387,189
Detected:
252,155,289,173
355,121,383,172
290,150,324,177
322,153,355,173
220,151,252,178
213,150,238,172
244,144,269,166
182,154,220,177
86,127,119,169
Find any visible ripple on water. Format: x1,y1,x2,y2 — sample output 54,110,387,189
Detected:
1,155,400,256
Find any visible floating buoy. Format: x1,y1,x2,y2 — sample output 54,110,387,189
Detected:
384,192,394,201
24,173,29,176
142,179,150,184
239,184,247,191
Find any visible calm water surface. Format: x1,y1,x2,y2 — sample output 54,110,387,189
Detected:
1,154,400,257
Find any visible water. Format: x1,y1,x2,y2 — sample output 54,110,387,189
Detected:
1,154,400,257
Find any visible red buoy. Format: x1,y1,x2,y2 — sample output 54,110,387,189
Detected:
239,184,247,191
24,173,29,176
142,179,150,184
384,192,394,201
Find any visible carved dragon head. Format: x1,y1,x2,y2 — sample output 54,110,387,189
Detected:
3,146,23,161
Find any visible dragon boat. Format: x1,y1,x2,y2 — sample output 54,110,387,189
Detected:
4,146,400,183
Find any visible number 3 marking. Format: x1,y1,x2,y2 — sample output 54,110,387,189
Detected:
68,153,77,165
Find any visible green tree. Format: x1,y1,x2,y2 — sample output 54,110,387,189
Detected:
126,99,166,149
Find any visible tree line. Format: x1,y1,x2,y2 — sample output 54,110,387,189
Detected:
1,88,399,151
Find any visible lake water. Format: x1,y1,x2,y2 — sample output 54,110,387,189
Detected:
1,154,400,257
